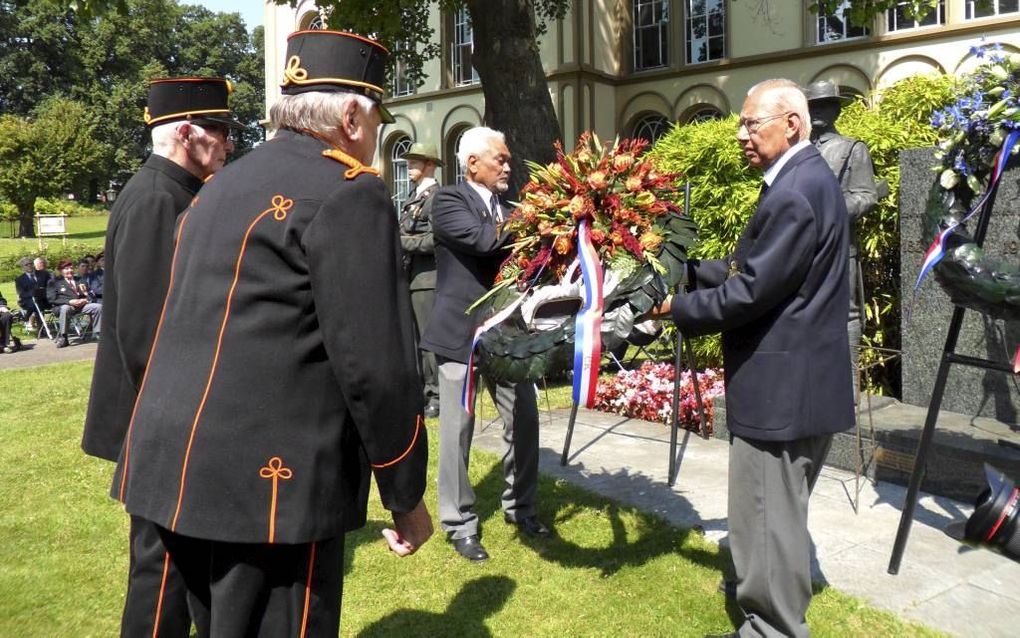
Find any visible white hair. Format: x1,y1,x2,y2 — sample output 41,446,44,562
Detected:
456,126,506,172
748,79,812,140
150,120,216,157
269,91,375,141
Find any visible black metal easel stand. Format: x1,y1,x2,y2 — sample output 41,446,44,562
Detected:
887,177,1010,574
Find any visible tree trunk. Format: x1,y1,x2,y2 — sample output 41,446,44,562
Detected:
18,198,37,238
467,0,563,196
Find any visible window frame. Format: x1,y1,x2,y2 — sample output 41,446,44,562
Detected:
451,8,480,87
815,0,870,44
390,137,413,212
886,0,944,32
685,0,726,65
633,0,670,72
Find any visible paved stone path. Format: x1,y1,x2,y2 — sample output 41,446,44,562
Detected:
0,336,97,371
473,406,1020,637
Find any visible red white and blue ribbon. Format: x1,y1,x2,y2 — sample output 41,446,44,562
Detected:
914,130,1020,294
571,219,605,407
461,291,529,415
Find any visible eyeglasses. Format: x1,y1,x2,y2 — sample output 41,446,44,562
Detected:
737,112,792,134
203,123,233,142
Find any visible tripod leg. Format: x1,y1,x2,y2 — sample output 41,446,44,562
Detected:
887,305,966,574
560,401,580,466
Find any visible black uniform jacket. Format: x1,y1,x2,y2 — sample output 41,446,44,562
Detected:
47,276,88,306
114,129,427,544
399,182,438,291
17,270,51,309
82,155,203,462
672,145,855,442
421,181,512,363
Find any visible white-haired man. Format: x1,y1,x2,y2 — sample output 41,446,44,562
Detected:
422,126,550,563
110,31,431,635
653,79,854,637
81,76,239,637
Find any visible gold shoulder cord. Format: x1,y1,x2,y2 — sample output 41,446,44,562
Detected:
322,148,380,180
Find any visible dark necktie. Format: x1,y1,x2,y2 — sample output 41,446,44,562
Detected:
490,194,501,222
759,182,770,199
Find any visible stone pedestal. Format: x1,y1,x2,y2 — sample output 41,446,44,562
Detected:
899,147,1020,425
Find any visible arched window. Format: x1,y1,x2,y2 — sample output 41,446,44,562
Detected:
391,137,413,212
631,113,672,146
299,11,327,30
685,106,722,124
446,127,471,185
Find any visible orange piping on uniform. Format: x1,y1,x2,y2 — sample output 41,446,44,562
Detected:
119,211,192,501
370,415,423,469
151,551,172,638
321,149,381,179
299,542,317,638
259,457,293,543
170,196,292,531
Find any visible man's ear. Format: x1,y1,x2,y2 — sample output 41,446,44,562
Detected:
176,122,194,145
340,99,360,138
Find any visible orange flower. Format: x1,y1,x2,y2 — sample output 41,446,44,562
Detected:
626,175,642,192
586,170,608,191
538,221,553,235
613,153,635,172
590,228,607,244
639,230,663,251
568,195,586,216
554,235,573,255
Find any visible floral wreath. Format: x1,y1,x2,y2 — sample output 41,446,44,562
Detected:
918,44,1020,321
470,132,698,388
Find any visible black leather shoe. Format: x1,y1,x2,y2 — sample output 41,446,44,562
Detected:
451,535,489,562
504,514,551,538
55,336,69,348
424,403,440,419
717,579,736,598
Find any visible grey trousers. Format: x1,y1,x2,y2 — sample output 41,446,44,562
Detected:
56,302,102,336
410,288,439,407
729,433,832,638
437,358,539,540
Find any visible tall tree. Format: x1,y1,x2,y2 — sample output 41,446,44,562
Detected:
0,97,109,236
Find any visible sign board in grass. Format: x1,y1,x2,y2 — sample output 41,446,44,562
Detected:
35,214,67,249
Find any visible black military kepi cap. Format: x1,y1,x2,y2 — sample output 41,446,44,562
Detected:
280,30,396,124
144,77,244,130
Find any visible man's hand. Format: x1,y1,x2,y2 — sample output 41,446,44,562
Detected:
643,295,673,321
382,500,433,557
70,299,87,309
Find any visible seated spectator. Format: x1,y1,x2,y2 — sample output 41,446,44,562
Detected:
14,257,40,329
47,260,102,348
88,253,105,301
31,257,53,314
0,294,22,354
76,259,96,300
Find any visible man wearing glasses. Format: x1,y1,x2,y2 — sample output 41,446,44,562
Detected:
653,79,854,638
82,77,241,637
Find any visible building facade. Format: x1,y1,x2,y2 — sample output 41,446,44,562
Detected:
264,1,1020,209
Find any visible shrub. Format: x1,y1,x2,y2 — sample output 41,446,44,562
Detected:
648,73,957,395
0,242,101,282
592,362,725,435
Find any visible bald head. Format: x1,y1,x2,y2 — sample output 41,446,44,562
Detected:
737,79,811,170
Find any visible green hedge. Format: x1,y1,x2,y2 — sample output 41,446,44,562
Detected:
0,242,103,282
649,73,957,395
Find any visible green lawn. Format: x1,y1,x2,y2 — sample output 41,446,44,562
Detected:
0,361,942,637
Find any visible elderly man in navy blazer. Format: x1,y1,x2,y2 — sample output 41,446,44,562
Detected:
422,126,550,563
656,79,854,638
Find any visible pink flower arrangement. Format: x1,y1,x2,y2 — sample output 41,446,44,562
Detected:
592,362,725,436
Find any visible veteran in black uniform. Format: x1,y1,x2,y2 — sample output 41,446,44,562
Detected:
81,76,240,637
112,31,432,637
399,142,442,418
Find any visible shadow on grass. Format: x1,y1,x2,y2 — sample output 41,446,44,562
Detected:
67,230,107,241
342,520,387,577
357,576,515,637
466,444,729,579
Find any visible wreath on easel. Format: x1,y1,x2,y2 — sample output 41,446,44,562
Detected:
917,46,1020,322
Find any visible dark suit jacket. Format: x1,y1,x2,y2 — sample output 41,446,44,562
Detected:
17,270,51,309
399,182,439,291
47,276,88,306
421,181,512,363
113,129,427,544
672,145,854,442
82,154,203,462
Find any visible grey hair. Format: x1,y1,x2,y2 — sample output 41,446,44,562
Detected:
269,91,375,140
150,121,216,157
748,79,812,140
456,126,506,172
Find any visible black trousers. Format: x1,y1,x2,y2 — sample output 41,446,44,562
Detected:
121,515,192,638
157,526,345,638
